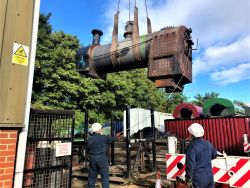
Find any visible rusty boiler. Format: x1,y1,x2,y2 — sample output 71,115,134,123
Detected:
76,8,193,92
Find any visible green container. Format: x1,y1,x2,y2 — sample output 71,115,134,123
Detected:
203,98,245,117
244,106,250,116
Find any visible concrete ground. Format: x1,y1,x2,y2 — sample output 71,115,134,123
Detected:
72,178,152,188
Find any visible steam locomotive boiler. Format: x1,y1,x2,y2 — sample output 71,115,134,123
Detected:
76,20,193,92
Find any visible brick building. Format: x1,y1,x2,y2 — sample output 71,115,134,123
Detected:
0,130,18,187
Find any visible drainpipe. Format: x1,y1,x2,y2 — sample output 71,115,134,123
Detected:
14,1,40,187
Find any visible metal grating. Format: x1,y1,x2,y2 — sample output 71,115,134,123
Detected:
23,168,70,188
23,109,75,188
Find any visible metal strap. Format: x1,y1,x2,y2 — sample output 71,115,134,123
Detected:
110,12,120,67
147,17,152,34
145,0,152,34
132,6,141,61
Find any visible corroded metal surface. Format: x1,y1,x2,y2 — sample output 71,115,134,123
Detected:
148,26,193,91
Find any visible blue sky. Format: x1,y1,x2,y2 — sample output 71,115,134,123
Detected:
40,0,250,104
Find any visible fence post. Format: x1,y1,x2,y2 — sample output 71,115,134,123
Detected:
126,105,131,179
111,112,115,165
84,110,89,169
151,108,156,171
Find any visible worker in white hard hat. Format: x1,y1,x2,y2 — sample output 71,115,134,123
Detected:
185,123,217,188
87,122,121,188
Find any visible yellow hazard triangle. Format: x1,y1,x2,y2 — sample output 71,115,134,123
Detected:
12,43,29,66
14,46,27,57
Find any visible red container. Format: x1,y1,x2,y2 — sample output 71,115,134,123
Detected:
165,116,250,156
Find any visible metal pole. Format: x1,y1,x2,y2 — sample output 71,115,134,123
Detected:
69,112,75,188
84,110,89,169
151,108,156,171
111,112,115,165
126,105,131,179
14,1,41,187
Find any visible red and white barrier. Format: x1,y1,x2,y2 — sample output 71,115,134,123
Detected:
243,134,250,153
166,154,186,180
244,143,250,153
166,154,250,188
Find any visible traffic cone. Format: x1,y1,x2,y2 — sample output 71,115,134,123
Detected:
155,170,162,188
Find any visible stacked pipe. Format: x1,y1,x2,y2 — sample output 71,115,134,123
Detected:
167,98,250,156
203,98,246,117
173,103,203,119
173,98,247,119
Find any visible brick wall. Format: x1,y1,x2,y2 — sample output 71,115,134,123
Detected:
0,129,18,188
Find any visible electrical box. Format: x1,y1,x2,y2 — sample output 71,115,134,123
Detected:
0,0,34,127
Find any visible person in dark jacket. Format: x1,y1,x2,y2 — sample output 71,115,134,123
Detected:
185,123,217,188
87,122,119,188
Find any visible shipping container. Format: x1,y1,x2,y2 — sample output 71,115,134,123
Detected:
124,108,173,136
165,116,250,156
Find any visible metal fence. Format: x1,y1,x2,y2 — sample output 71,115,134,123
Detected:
23,109,75,188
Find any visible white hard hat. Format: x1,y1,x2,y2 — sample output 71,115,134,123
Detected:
92,123,102,132
188,123,204,137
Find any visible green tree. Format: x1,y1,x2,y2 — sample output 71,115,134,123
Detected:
32,13,87,126
192,92,220,106
164,93,188,113
101,69,168,120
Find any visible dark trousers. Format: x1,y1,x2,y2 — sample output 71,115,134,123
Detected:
192,175,214,188
88,155,109,188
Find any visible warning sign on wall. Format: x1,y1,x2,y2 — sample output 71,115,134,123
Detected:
12,43,29,66
55,142,72,157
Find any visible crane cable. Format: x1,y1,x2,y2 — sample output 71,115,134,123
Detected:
129,0,131,21
117,0,120,13
145,0,152,34
144,0,149,18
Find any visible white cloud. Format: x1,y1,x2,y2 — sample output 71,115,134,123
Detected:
193,59,210,76
203,36,250,65
102,0,250,44
194,36,250,74
101,0,250,85
210,63,250,85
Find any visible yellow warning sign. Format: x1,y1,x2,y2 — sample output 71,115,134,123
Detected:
12,43,29,66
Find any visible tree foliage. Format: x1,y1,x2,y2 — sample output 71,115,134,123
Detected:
164,93,188,113
32,13,187,127
233,100,247,110
191,92,220,106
